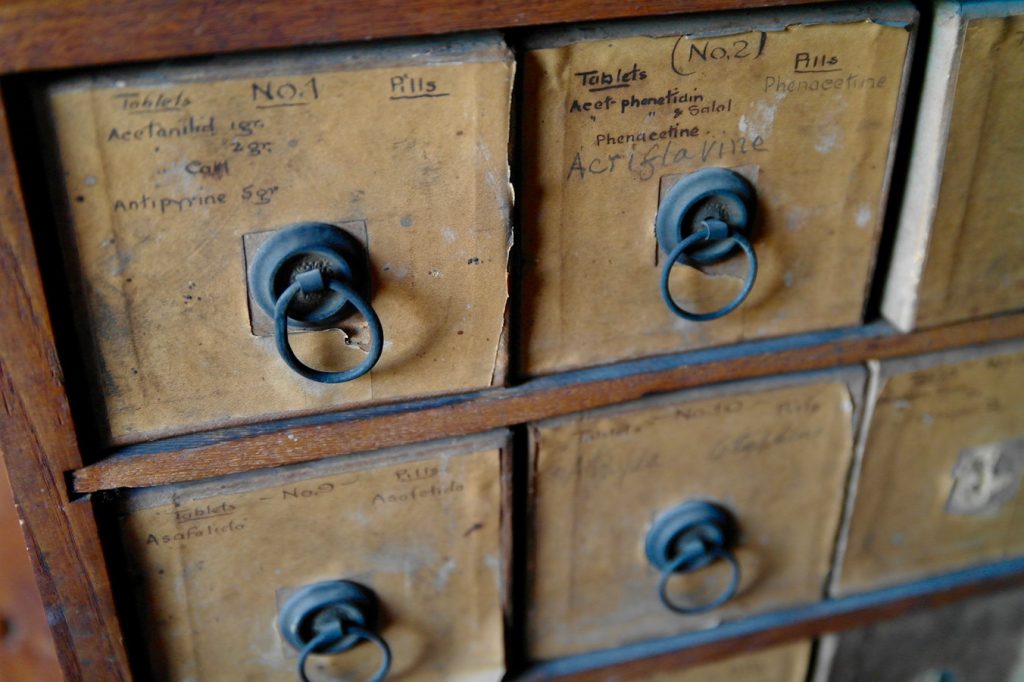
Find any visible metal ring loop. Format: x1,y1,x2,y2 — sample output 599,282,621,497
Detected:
274,277,383,383
297,624,343,682
657,545,741,615
297,622,392,682
660,227,758,322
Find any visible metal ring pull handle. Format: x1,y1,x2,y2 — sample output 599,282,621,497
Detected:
645,500,742,616
654,167,759,322
656,542,741,615
296,620,391,682
274,269,384,383
660,219,758,322
280,580,392,682
248,222,384,384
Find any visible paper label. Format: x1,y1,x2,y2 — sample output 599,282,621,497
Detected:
838,346,1024,594
46,39,514,443
528,379,855,658
522,19,910,374
116,441,506,680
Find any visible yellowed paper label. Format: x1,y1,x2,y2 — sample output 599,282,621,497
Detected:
521,17,911,374
836,345,1024,595
115,437,507,681
46,38,513,443
527,376,856,659
914,14,1024,326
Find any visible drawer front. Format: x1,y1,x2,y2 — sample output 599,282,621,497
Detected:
813,587,1024,682
833,342,1024,595
527,370,862,659
45,36,514,445
884,3,1024,331
113,433,509,680
632,640,811,682
521,4,914,375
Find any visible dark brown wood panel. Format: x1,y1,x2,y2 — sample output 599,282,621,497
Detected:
521,563,1024,681
74,313,1024,492
0,460,60,681
0,93,130,679
0,0,830,73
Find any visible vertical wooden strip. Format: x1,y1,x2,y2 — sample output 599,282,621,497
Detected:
0,91,129,679
0,460,61,680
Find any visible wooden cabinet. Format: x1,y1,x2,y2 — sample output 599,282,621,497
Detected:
0,1,1023,681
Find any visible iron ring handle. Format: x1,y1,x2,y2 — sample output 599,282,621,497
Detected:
274,273,384,383
657,545,741,615
297,622,392,682
660,223,758,322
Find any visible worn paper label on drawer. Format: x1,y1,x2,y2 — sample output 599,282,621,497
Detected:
892,11,1024,329
835,343,1024,595
114,436,507,681
527,373,858,659
45,36,514,444
521,9,913,374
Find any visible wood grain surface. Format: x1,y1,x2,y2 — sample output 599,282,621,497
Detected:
75,313,1024,492
629,640,811,682
0,462,60,681
521,560,1024,681
0,93,130,679
0,0,831,74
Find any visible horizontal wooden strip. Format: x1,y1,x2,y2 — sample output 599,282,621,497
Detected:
521,557,1024,680
73,313,1024,492
0,0,828,74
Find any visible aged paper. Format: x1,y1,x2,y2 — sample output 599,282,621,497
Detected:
887,10,1024,329
835,342,1024,595
114,435,507,680
45,36,514,444
527,373,859,659
521,9,913,374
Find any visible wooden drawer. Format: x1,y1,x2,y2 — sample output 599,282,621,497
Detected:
42,35,514,445
521,3,915,375
526,368,864,659
883,2,1024,331
813,586,1024,682
833,341,1024,596
110,432,510,680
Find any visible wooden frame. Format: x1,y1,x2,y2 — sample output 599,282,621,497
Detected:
0,1,1022,680
0,1,826,73
74,314,1024,492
